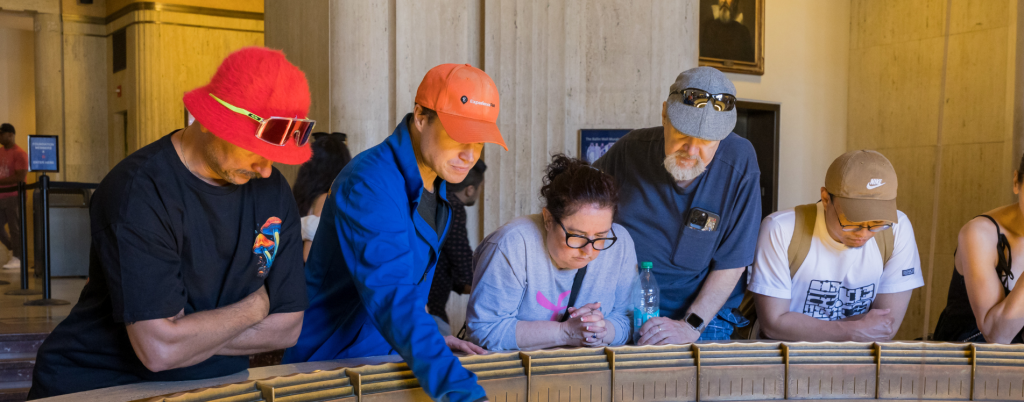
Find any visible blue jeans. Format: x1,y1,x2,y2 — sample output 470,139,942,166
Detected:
698,307,749,341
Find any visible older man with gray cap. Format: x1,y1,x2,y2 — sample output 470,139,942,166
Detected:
595,66,761,344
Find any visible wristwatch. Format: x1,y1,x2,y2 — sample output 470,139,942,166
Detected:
683,312,706,332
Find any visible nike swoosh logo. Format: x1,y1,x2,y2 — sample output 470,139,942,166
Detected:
866,183,885,190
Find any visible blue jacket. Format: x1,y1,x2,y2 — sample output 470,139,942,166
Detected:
284,115,485,402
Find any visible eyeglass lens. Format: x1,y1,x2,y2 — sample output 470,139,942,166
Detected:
566,236,614,250
558,221,615,250
257,118,317,146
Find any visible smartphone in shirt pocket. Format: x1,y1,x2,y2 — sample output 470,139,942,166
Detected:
672,208,721,268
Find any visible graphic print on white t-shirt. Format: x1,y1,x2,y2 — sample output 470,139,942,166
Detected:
803,280,875,320
747,202,925,321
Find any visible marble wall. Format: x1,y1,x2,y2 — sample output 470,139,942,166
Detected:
848,0,1019,340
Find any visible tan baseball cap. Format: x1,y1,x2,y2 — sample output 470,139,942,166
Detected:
824,150,898,223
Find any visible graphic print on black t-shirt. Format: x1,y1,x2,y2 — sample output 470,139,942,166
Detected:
253,217,282,278
803,280,875,320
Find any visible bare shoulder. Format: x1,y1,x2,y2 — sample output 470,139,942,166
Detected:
956,213,1003,274
960,215,999,246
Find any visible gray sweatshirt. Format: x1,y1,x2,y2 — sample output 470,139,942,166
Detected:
466,214,638,350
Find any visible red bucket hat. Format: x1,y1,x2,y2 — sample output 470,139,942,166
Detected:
183,47,312,165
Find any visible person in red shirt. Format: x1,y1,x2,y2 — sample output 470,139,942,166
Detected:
0,123,27,270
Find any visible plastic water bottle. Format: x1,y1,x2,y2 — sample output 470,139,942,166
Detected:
632,261,660,343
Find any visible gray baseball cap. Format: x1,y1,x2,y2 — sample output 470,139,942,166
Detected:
665,66,736,141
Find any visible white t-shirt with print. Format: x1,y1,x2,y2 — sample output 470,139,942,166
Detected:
748,202,924,321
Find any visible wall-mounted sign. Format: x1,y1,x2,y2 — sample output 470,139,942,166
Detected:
579,129,631,164
28,135,59,172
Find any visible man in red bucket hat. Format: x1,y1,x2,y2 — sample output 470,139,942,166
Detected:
285,64,505,402
29,47,312,399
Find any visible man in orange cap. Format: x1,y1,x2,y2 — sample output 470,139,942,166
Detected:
29,47,313,398
286,64,505,402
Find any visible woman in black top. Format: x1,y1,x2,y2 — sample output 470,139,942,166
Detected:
934,153,1024,343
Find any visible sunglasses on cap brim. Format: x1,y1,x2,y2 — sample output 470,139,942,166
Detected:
675,88,737,112
209,94,316,147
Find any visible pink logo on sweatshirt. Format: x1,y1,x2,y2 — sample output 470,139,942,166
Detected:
536,290,572,321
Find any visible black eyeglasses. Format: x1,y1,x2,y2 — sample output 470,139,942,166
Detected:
828,194,893,233
674,88,737,111
556,220,617,250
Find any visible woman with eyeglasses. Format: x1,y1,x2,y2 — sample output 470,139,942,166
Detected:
934,154,1024,344
466,154,638,350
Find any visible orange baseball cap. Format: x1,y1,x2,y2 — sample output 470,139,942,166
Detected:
415,64,507,150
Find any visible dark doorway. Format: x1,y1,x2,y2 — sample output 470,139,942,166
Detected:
732,100,780,219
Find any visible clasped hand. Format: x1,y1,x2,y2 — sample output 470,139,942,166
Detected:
561,302,608,347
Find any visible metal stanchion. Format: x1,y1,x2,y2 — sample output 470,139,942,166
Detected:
6,181,39,295
25,174,68,306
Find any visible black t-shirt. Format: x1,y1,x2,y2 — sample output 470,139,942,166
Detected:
28,133,308,399
417,179,448,238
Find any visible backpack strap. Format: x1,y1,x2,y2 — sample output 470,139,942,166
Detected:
875,226,895,264
787,204,818,278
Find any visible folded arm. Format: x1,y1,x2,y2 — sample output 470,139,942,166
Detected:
755,292,903,342
126,286,269,372
216,311,303,355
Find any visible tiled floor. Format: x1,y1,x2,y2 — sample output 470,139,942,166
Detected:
0,268,85,335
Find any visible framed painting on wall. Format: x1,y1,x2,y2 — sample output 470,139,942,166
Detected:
698,0,765,76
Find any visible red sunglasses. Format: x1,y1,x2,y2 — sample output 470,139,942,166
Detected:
210,93,316,146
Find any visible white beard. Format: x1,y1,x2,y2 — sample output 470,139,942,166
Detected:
664,152,707,182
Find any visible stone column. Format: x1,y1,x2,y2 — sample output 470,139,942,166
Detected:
33,12,64,176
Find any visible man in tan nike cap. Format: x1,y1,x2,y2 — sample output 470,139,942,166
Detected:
745,150,924,341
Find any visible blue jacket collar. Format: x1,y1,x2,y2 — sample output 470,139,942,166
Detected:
387,114,449,206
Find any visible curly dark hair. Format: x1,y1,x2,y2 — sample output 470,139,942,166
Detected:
540,153,618,222
293,132,353,216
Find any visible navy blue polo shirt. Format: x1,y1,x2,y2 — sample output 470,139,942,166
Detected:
594,127,761,318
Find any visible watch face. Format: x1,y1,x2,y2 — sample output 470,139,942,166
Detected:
685,313,704,329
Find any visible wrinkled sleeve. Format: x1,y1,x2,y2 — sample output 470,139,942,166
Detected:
103,223,185,323
878,213,924,294
265,184,308,314
711,175,761,270
609,227,638,346
466,238,527,351
334,180,484,402
747,214,794,299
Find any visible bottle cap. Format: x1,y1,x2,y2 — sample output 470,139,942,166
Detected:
640,261,653,270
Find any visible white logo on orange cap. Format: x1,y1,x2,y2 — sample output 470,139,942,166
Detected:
866,178,885,190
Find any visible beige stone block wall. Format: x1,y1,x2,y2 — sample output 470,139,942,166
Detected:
848,0,1018,340
481,0,699,234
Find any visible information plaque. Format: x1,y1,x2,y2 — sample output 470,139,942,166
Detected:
28,135,59,172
